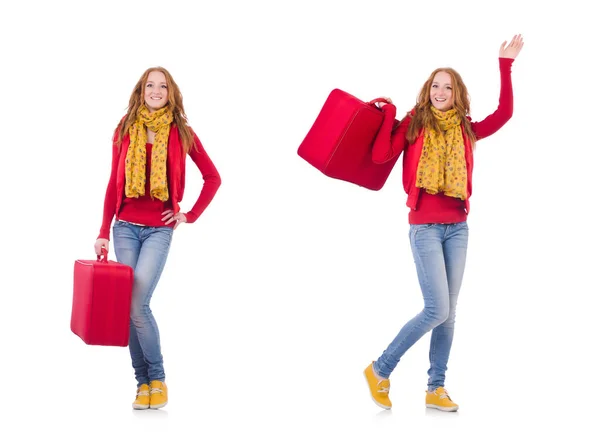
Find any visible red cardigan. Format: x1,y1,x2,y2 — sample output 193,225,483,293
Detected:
98,125,221,240
372,57,514,223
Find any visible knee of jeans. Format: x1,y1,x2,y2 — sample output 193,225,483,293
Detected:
424,305,450,326
130,304,151,324
444,308,457,325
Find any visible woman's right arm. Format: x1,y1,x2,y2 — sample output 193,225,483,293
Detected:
96,134,120,244
371,103,409,164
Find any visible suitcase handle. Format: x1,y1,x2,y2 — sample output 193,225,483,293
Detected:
97,247,108,263
368,97,392,106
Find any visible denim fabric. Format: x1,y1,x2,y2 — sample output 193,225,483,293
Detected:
113,220,173,386
374,222,468,390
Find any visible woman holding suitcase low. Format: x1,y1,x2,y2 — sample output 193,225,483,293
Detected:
364,35,524,411
94,67,221,409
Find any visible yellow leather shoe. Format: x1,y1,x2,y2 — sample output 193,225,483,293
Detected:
132,384,150,410
149,380,168,409
364,362,392,409
425,387,459,412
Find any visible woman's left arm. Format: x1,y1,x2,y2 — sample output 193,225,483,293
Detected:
183,133,222,223
471,34,524,140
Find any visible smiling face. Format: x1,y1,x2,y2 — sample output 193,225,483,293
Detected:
144,70,169,112
429,71,454,111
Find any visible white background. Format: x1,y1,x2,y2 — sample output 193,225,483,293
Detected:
2,0,598,443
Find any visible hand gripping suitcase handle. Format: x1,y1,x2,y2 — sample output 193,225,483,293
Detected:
368,97,392,106
97,246,108,263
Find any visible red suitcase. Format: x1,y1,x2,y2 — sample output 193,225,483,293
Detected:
71,250,134,346
297,88,401,191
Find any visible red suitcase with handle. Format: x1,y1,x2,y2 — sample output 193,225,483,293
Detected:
71,249,134,346
297,88,401,191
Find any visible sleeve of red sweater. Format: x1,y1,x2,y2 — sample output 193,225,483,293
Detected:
97,133,120,240
183,133,222,223
371,104,410,164
471,58,514,139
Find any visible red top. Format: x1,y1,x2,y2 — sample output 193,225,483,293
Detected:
98,125,221,240
372,57,515,224
117,143,175,228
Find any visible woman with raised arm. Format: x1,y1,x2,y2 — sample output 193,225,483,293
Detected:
364,35,524,412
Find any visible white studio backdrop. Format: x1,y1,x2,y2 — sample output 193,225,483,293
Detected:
1,0,597,443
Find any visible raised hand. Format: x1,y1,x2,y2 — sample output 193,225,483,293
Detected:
499,34,524,60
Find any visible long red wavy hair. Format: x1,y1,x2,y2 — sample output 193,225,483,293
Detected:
406,67,476,147
115,67,195,153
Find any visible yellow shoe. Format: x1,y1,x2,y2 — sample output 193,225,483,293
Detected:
132,384,150,410
364,362,392,409
425,387,459,412
149,380,168,409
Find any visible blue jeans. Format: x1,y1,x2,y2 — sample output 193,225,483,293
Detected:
112,220,173,386
374,222,468,390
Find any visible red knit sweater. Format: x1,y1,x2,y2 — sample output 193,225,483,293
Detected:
117,143,175,228
372,58,514,224
98,126,221,240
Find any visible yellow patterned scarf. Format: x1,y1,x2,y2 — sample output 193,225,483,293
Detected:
415,107,467,200
125,105,173,201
